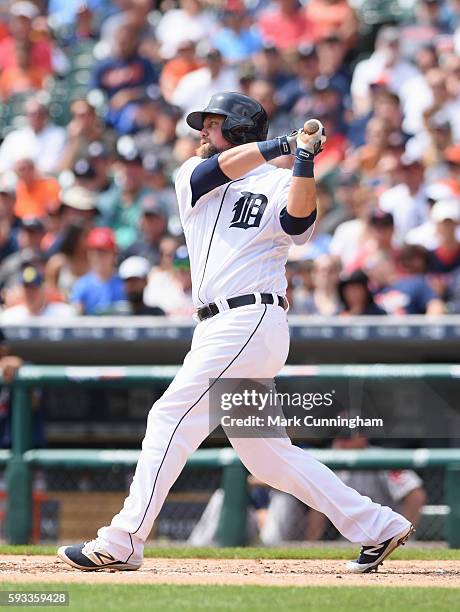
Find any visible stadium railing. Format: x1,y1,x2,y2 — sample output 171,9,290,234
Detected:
4,365,460,547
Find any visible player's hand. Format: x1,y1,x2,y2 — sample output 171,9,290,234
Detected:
297,119,326,155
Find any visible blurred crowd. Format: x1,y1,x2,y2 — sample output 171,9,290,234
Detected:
1,0,460,320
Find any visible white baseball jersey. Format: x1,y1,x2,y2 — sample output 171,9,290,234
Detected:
175,156,315,307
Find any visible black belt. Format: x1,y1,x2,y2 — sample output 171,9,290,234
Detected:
197,293,287,322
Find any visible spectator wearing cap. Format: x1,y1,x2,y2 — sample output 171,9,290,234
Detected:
118,256,164,316
7,217,44,263
406,182,460,248
379,155,429,244
426,199,460,273
72,145,114,196
0,2,53,75
367,251,445,315
0,98,66,175
211,0,263,64
338,269,386,316
172,48,239,123
45,221,90,301
58,100,111,172
70,227,125,315
1,265,75,323
155,0,217,61
351,26,419,117
144,244,194,316
89,21,159,134
121,194,168,266
97,148,155,250
257,0,314,52
0,217,45,292
305,0,358,49
13,158,60,220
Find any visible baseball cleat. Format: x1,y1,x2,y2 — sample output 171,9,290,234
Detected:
346,524,415,573
57,539,141,571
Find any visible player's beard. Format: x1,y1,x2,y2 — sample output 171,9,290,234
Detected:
197,142,223,159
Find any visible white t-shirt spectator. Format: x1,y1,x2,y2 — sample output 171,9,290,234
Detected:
156,9,217,59
1,302,76,323
329,218,367,266
379,183,429,245
351,51,419,116
144,269,194,317
0,124,66,175
172,66,239,133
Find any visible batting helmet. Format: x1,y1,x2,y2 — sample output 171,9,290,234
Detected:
186,92,269,145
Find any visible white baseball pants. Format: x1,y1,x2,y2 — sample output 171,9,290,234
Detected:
98,303,410,564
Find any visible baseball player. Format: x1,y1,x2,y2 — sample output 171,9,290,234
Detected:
58,92,413,574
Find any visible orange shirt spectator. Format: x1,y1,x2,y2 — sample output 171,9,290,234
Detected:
160,41,203,102
14,159,60,219
0,41,47,101
305,0,358,48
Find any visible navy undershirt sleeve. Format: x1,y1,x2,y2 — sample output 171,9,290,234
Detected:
190,155,231,207
279,207,317,235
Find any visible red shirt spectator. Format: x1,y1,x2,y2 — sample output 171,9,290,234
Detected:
258,0,314,51
0,3,53,74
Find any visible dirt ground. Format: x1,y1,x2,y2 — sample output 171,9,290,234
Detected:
0,556,459,587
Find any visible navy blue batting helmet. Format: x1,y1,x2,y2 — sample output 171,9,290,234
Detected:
186,92,269,145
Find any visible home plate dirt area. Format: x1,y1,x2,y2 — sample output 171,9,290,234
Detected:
1,556,459,587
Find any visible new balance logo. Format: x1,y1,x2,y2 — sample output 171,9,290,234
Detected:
363,545,385,557
94,551,116,564
230,192,268,229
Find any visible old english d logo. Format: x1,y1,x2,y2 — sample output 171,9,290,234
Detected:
230,192,268,229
